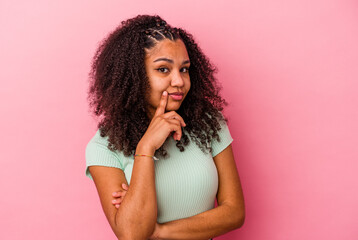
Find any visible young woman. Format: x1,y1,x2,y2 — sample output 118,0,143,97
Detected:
86,15,245,239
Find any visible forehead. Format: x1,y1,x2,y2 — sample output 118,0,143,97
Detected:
145,38,189,61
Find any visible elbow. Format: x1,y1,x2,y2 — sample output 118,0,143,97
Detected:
232,209,245,229
235,212,245,229
114,225,155,240
112,216,156,240
226,203,245,230
111,203,157,239
115,230,154,240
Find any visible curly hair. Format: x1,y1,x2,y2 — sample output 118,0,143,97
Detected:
87,14,228,157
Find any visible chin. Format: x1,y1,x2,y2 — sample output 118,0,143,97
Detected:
166,103,182,111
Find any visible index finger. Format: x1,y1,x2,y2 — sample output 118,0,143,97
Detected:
154,91,168,117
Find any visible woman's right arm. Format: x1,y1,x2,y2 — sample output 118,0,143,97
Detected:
89,91,186,239
89,143,157,239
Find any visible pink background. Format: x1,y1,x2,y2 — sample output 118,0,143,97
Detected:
1,0,357,239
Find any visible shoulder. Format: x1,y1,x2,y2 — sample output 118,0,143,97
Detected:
85,129,115,158
211,113,234,157
85,129,124,180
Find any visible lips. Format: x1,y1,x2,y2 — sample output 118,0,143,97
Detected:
168,92,183,95
168,92,184,100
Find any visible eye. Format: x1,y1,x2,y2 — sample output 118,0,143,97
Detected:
157,67,169,73
181,67,190,73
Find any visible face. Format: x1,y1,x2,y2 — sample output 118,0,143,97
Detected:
144,38,191,119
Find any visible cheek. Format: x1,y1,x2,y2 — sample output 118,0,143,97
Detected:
150,78,168,93
186,78,191,91
148,80,167,102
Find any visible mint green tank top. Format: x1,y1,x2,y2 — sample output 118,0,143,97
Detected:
85,119,233,224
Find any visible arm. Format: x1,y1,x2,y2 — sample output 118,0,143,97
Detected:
89,91,186,239
155,144,245,240
89,143,157,240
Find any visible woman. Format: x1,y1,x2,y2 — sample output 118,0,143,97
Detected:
86,15,245,239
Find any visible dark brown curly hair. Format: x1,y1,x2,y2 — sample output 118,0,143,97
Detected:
87,14,228,157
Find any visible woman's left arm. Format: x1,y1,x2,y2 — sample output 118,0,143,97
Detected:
154,144,245,240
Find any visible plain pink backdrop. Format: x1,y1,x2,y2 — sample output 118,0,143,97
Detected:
0,0,357,239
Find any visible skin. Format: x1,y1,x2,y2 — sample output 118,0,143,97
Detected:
113,144,245,240
144,38,191,121
90,38,245,239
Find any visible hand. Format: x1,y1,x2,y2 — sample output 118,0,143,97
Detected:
138,91,186,152
111,183,128,208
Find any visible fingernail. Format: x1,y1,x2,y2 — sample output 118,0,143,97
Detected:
163,91,167,96
115,204,120,208
112,200,116,203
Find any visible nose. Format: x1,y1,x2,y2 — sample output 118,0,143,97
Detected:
170,70,184,87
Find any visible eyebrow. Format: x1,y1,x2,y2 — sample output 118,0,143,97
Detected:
153,58,190,65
